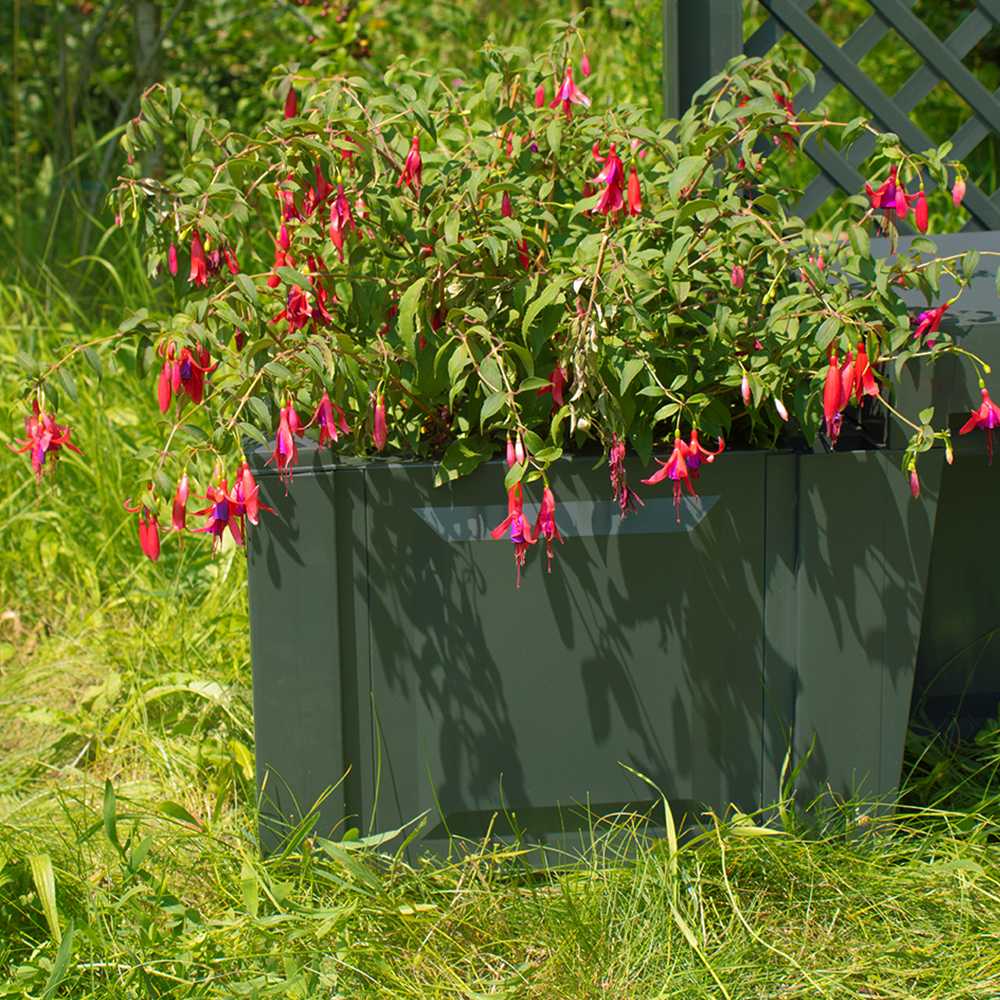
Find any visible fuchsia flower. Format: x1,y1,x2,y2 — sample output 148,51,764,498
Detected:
865,166,898,213
534,486,564,573
591,143,625,217
501,191,513,218
188,231,208,287
580,52,591,77
172,474,189,532
740,373,751,406
952,176,966,206
12,401,82,482
193,478,244,552
233,462,272,526
309,390,350,446
823,350,846,443
534,84,545,108
156,343,216,412
491,483,536,588
284,86,298,119
854,342,878,400
268,401,302,487
397,135,422,193
168,243,178,276
959,387,1000,463
123,496,160,562
372,394,388,451
609,434,643,517
731,264,745,289
537,365,566,410
913,302,949,345
549,66,590,118
506,435,517,468
914,190,929,233
328,184,357,262
517,239,532,270
274,284,311,332
642,431,723,523
627,166,642,216
909,468,921,498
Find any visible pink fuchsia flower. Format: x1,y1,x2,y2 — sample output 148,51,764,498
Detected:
685,428,725,476
823,350,846,444
157,343,216,412
865,166,898,212
267,401,302,487
397,135,422,193
952,176,966,206
168,243,178,276
627,166,642,216
188,231,208,287
894,183,911,220
171,474,189,532
852,342,879,402
233,462,272,526
914,190,929,233
549,66,590,118
536,365,566,411
193,478,244,552
534,83,545,108
490,483,536,588
909,467,921,498
641,434,696,523
12,401,82,482
741,373,751,406
309,390,350,446
731,264,745,289
274,284,311,332
328,184,357,262
517,239,532,270
284,86,298,119
609,434,644,517
124,497,161,562
580,52,591,77
591,143,625,217
372,394,388,451
913,302,949,345
534,486,564,573
501,191,513,218
506,435,517,468
959,387,1000,463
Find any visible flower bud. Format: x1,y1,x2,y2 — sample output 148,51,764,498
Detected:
731,264,745,290
514,435,525,465
172,473,189,532
945,440,954,465
506,435,516,468
774,398,789,422
914,190,928,234
534,84,545,108
952,176,966,207
741,373,751,406
909,469,921,498
580,52,591,77
284,86,298,119
501,191,513,218
372,395,387,451
168,243,178,277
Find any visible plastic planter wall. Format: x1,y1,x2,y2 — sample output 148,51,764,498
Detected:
246,446,943,853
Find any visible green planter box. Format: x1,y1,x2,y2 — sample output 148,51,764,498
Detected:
246,446,942,853
884,232,1000,733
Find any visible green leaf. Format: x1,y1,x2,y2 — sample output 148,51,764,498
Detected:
102,779,119,852
519,376,550,391
83,348,102,379
480,391,507,426
815,317,839,351
545,118,562,157
28,854,61,944
40,920,74,999
398,277,427,354
57,367,78,403
962,250,981,280
522,282,564,340
160,801,203,828
849,224,870,257
247,396,272,427
235,273,259,305
504,460,526,490
118,308,148,333
620,358,645,395
276,266,312,292
669,156,705,200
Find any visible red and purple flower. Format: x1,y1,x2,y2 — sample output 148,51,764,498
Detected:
491,483,536,588
959,387,1000,463
12,401,82,482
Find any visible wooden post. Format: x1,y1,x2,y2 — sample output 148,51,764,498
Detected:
663,0,743,118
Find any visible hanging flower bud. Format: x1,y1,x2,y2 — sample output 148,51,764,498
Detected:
372,395,388,451
172,474,189,532
501,191,513,218
774,398,789,422
741,373,751,406
284,86,298,119
914,189,929,234
952,176,966,207
506,435,517,468
534,83,545,108
894,184,909,220
396,134,422,193
168,243,178,277
731,264,745,289
627,166,642,216
580,52,591,77
514,434,525,466
188,231,207,287
909,468,921,498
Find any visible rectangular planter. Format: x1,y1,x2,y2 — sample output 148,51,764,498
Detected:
246,445,941,853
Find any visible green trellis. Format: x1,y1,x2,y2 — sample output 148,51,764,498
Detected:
664,0,1000,230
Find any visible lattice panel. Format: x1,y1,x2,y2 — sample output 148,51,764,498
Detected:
745,0,1000,231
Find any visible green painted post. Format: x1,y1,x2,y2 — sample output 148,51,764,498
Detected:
662,0,743,118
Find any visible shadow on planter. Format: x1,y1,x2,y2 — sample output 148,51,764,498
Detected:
246,445,943,856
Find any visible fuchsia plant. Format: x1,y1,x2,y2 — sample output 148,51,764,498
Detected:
10,29,1000,585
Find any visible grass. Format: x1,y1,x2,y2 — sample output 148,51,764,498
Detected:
3,265,1000,996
